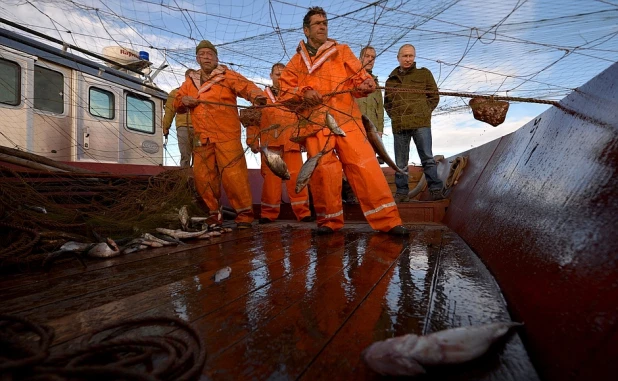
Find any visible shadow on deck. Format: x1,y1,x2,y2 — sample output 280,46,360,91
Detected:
0,221,538,380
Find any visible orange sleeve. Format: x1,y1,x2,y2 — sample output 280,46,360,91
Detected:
228,70,266,104
278,59,312,110
341,45,373,98
173,79,192,113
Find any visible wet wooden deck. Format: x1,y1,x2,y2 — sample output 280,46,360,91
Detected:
0,222,539,380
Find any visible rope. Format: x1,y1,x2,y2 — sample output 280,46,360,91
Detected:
445,156,468,190
196,86,561,109
0,315,207,381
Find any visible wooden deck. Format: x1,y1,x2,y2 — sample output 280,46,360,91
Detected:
0,222,539,380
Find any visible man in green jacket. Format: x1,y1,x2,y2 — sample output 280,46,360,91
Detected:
162,69,195,168
384,44,445,201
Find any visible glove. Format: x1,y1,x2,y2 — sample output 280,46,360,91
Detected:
239,107,262,127
250,144,260,154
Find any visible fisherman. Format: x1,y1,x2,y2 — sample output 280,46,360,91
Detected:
278,6,408,236
162,69,195,168
384,44,445,202
174,40,267,229
342,45,386,204
245,63,313,224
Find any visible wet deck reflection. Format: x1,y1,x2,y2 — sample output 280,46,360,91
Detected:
0,222,539,380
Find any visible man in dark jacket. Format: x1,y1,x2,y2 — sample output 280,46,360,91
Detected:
384,44,445,201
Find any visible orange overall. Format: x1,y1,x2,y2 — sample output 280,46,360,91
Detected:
246,87,311,221
175,66,264,223
278,40,402,232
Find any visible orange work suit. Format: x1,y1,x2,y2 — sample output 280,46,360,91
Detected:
175,66,264,223
246,87,311,221
278,40,402,232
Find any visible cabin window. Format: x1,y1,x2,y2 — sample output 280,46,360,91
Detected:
126,93,155,134
89,87,115,119
0,59,20,106
34,66,64,114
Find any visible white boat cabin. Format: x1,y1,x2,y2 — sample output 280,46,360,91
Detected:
0,26,168,166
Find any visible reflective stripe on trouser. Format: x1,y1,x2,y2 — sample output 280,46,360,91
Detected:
305,125,402,232
260,147,311,221
193,139,254,223
177,126,194,168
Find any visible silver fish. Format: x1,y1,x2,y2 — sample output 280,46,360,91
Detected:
325,111,346,136
407,155,443,198
42,241,95,268
87,238,120,258
214,266,232,282
363,322,522,376
179,205,190,231
156,227,209,239
261,146,291,180
122,243,148,254
361,115,406,176
295,147,332,194
141,233,175,246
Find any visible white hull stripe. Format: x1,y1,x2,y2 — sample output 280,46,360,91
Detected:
265,87,276,103
261,202,280,208
290,200,308,206
363,202,397,217
316,210,343,219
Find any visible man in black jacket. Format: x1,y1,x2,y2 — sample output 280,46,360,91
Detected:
384,44,445,201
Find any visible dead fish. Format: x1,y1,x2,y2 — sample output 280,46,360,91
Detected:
362,322,522,376
179,205,190,231
141,233,175,246
87,238,120,258
361,115,406,176
156,227,209,239
42,241,95,268
325,111,346,136
261,146,291,180
122,243,148,254
295,146,333,194
154,233,186,245
213,266,232,282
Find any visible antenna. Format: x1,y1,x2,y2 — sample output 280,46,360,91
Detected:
146,49,169,84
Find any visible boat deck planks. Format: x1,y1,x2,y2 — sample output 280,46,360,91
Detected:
0,221,539,380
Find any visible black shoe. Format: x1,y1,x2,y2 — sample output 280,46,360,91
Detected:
387,225,409,236
259,218,274,224
300,216,313,222
316,226,334,235
394,193,410,203
429,189,446,201
236,222,253,229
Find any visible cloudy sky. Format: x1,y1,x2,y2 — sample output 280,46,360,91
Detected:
1,0,616,167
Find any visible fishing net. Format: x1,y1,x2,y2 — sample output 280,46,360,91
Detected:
0,159,205,268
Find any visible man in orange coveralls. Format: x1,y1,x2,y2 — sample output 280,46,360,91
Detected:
175,40,266,229
278,7,408,236
245,63,313,224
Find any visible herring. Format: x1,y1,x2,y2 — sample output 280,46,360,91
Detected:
325,111,346,136
295,146,333,194
361,115,406,176
362,322,522,376
261,146,291,180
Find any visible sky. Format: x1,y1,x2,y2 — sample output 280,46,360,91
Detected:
1,0,616,168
